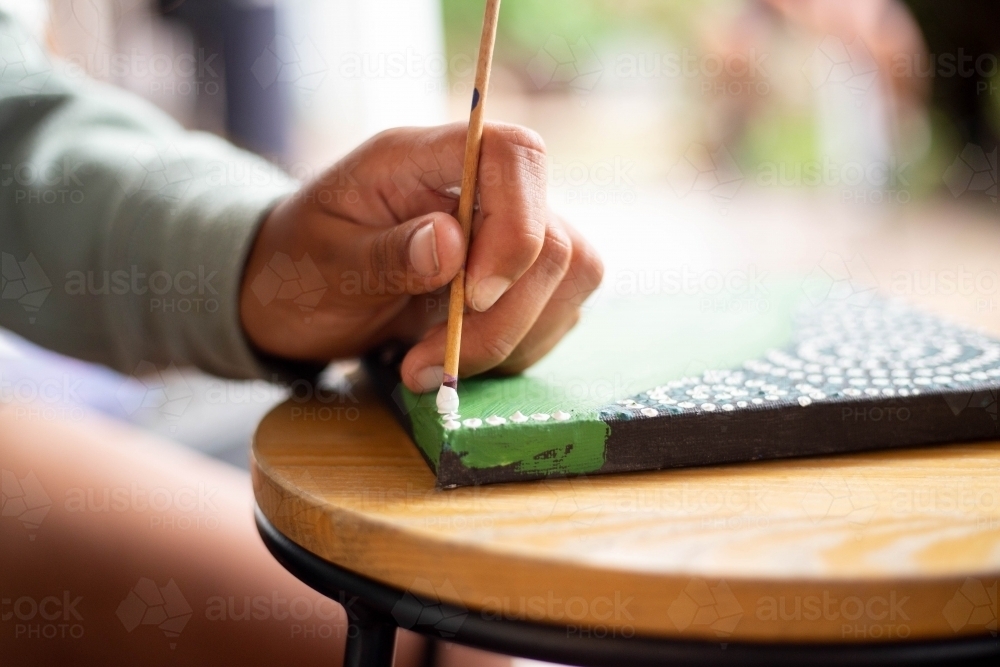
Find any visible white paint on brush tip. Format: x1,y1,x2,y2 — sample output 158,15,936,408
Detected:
436,385,459,414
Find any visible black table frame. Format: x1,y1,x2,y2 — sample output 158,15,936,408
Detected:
255,506,998,667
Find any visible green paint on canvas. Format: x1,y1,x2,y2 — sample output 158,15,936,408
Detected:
401,283,805,474
446,417,609,473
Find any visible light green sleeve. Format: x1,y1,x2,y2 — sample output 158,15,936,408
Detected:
0,11,300,379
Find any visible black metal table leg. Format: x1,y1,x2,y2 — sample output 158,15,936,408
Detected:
421,638,438,667
344,604,397,667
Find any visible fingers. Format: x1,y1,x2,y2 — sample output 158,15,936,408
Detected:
400,215,604,392
317,210,466,304
318,122,551,314
464,123,549,312
494,220,604,374
401,220,572,392
364,123,551,314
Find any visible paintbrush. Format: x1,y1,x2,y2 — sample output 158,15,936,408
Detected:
436,0,502,416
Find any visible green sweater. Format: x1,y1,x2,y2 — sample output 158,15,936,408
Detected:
0,10,298,379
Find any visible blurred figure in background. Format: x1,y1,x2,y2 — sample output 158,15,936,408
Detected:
700,0,997,204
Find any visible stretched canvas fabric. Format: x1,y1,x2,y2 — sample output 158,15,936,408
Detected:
368,285,1000,488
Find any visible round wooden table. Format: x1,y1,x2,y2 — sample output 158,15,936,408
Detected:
252,376,999,667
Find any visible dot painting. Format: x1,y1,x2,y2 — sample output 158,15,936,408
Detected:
366,289,1000,489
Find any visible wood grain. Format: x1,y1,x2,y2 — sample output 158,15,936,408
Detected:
253,376,999,642
255,204,1000,643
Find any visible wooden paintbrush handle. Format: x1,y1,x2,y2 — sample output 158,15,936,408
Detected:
442,0,502,389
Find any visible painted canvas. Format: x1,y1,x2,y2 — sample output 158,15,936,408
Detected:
366,283,1000,488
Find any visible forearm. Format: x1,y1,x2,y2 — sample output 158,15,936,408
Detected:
0,10,297,379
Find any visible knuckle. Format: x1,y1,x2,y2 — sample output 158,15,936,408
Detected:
479,332,517,366
370,126,407,147
539,225,573,276
367,231,395,279
362,128,397,157
574,244,605,292
517,221,548,258
496,356,530,376
500,123,547,155
486,123,548,169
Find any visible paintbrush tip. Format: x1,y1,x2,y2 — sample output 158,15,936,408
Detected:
436,384,460,415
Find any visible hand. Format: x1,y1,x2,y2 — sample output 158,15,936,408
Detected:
240,122,603,393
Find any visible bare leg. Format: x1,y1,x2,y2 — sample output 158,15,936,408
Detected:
0,404,450,666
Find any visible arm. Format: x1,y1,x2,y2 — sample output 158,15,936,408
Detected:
1,10,603,390
0,10,297,379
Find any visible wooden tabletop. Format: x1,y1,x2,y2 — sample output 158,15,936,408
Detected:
253,378,999,644
253,200,1000,643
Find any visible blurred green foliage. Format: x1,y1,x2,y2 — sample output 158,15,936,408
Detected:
440,0,993,199
441,0,712,64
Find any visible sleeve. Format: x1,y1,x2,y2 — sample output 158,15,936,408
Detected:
0,10,303,380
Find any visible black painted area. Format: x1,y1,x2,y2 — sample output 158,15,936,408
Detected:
600,390,999,473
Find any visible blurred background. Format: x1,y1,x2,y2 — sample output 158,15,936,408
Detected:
1,0,998,465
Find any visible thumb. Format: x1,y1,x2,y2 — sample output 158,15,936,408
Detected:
340,212,465,302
